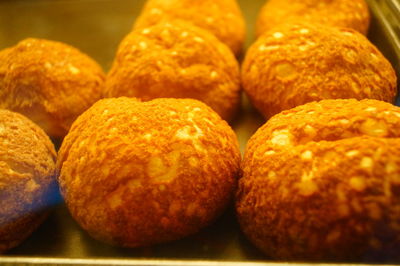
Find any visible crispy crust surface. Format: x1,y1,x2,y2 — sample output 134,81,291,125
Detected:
105,21,241,121
0,38,105,138
237,99,400,261
256,0,370,37
0,109,56,253
242,23,397,119
57,97,241,247
134,0,246,56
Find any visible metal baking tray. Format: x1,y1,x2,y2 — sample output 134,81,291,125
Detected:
0,0,399,265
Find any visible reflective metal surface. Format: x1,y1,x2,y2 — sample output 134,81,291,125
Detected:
0,0,399,264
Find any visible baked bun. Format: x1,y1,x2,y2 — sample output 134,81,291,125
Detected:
57,97,240,247
0,38,105,139
134,0,246,56
0,109,57,253
237,99,400,261
105,21,241,121
256,0,370,37
242,23,397,118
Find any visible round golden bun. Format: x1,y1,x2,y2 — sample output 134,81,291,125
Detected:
0,109,57,253
237,99,400,261
134,0,246,56
0,38,105,139
242,23,397,118
57,97,240,247
105,21,241,121
256,0,370,37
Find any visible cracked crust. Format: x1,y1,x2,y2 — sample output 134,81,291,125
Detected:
57,97,241,247
237,99,400,261
133,0,246,56
242,23,397,119
105,21,241,122
0,109,57,253
0,38,105,138
256,0,370,37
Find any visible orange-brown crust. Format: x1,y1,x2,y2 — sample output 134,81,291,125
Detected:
256,0,370,37
105,21,241,121
242,23,397,119
57,97,241,247
0,109,57,253
0,38,105,138
237,99,400,261
134,0,246,56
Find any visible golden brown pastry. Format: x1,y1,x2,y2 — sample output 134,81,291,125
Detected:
105,21,241,121
134,0,246,56
0,38,105,139
57,97,240,247
237,99,400,261
256,0,370,37
242,22,397,119
0,109,57,253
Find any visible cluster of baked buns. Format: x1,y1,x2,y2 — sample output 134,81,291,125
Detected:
0,0,399,262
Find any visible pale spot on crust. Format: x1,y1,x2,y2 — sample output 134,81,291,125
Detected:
68,65,80,74
142,28,151,35
205,17,214,24
364,87,371,94
343,48,357,64
365,107,377,112
301,150,313,161
349,177,366,191
271,129,293,146
273,32,284,38
150,8,162,15
144,133,152,141
44,62,52,69
346,150,359,157
268,171,276,180
181,31,189,38
360,119,388,137
360,157,373,169
342,31,354,36
159,184,166,191
298,45,309,51
385,161,397,174
264,150,276,156
128,179,141,189
194,37,204,43
0,124,5,135
139,41,148,49
275,63,296,79
25,179,39,192
301,171,314,182
147,150,181,182
298,180,318,196
259,44,280,51
299,28,310,34
304,125,316,138
176,125,203,140
339,119,350,125
210,71,218,79
108,192,122,209
171,51,178,56
188,157,198,167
